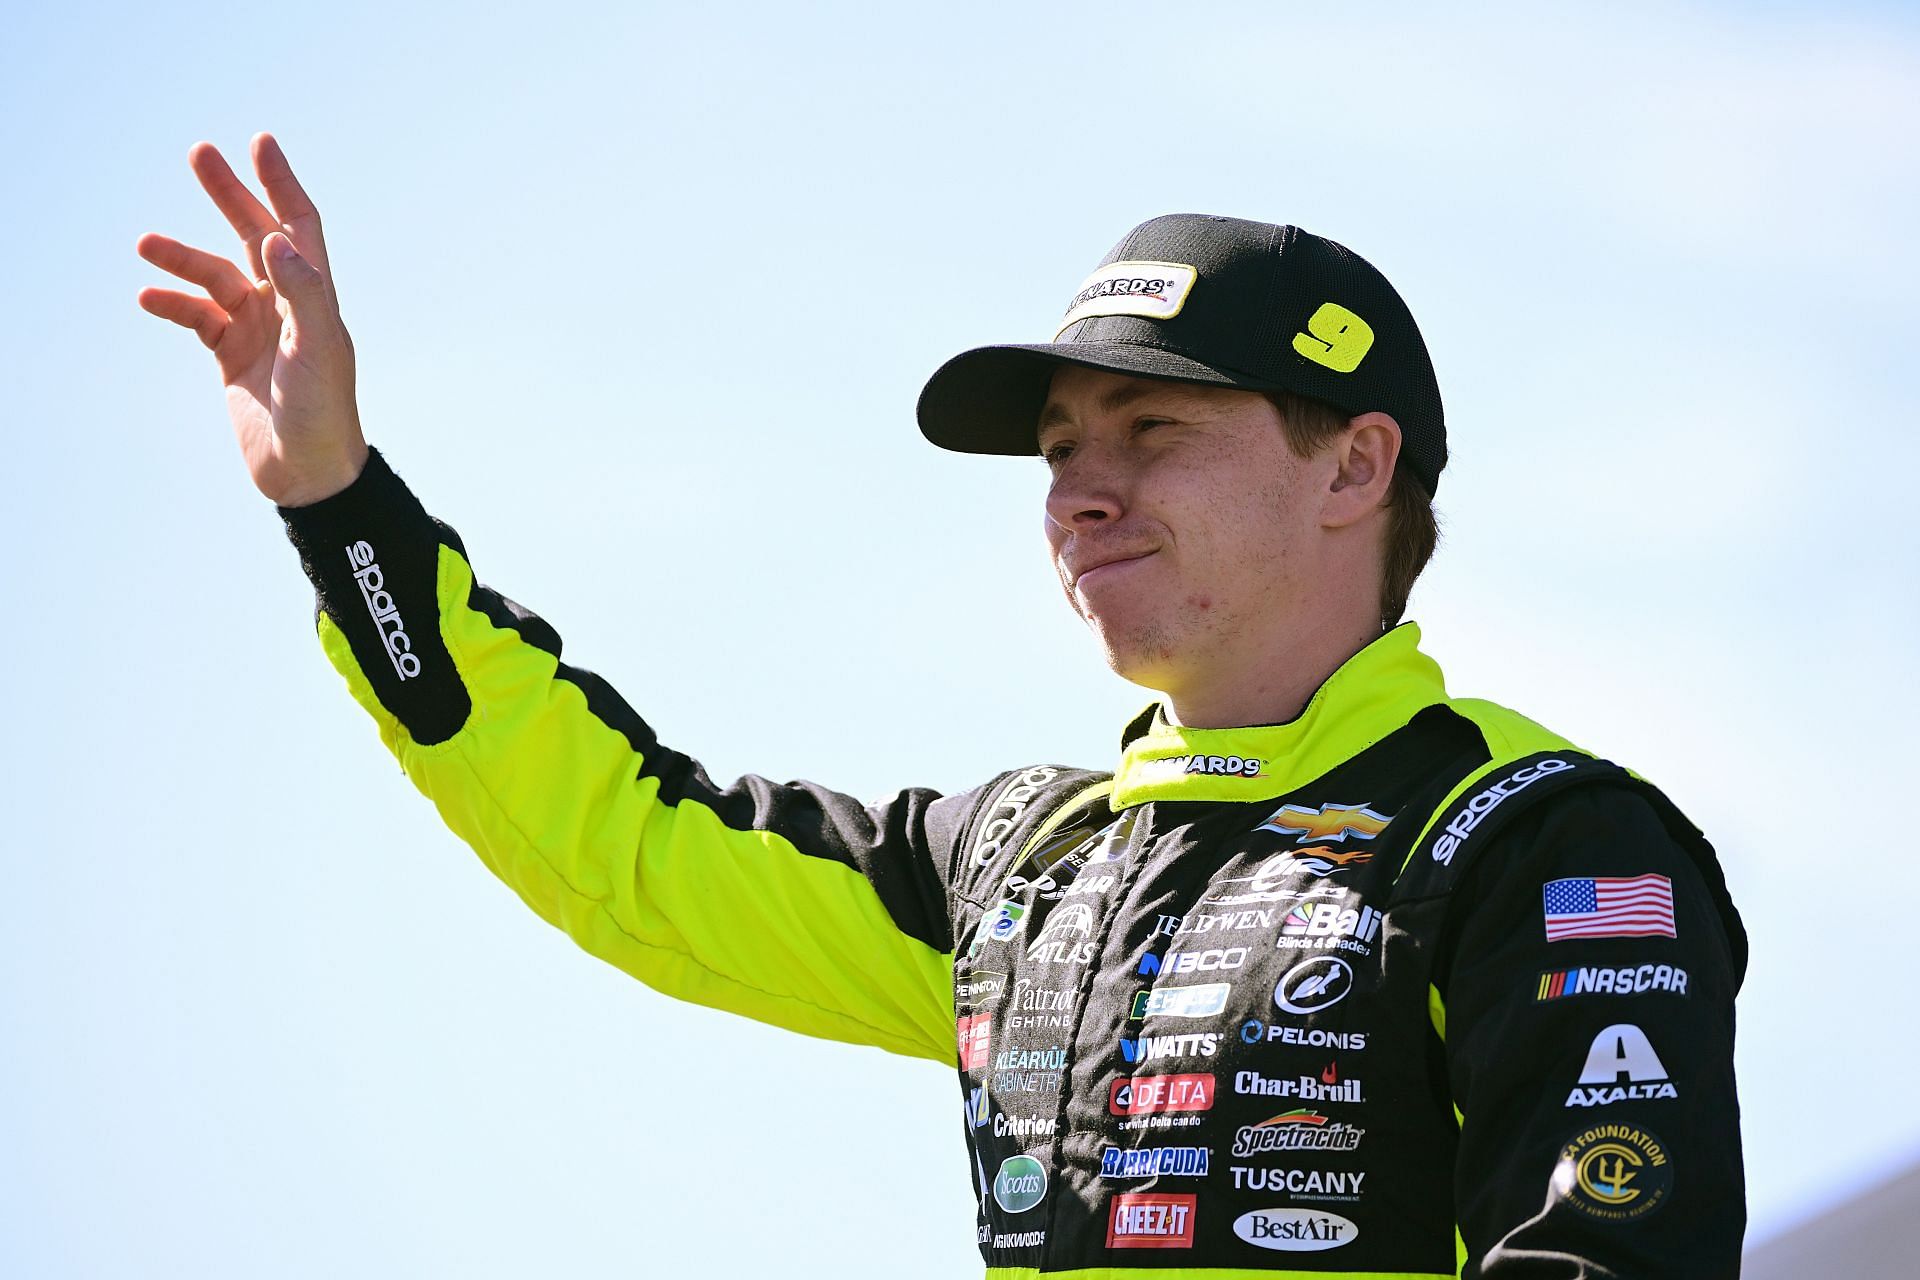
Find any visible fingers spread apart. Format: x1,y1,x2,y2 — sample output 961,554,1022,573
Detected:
138,287,230,350
136,233,256,314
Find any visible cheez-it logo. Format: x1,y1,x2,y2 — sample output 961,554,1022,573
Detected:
1258,803,1391,844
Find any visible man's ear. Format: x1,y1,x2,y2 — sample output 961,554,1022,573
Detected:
1323,411,1403,529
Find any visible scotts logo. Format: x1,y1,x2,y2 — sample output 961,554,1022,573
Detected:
1106,1193,1198,1249
1258,802,1390,844
346,542,421,681
1171,753,1264,778
1537,964,1690,1002
1566,1024,1678,1108
1273,956,1354,1015
1231,1109,1366,1157
1109,1074,1217,1116
1056,260,1199,338
992,1155,1048,1214
971,767,1062,867
1233,1207,1360,1252
1431,758,1577,866
1291,301,1374,374
1552,1124,1672,1221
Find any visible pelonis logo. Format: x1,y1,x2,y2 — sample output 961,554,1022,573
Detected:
1552,1124,1672,1221
1258,803,1391,844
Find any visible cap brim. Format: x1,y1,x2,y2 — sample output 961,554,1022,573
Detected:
916,340,1276,456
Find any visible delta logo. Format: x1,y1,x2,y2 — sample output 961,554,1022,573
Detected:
1257,802,1390,844
1109,1073,1217,1116
1107,1193,1197,1249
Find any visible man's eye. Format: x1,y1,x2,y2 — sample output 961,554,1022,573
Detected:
1042,442,1075,465
1133,416,1173,433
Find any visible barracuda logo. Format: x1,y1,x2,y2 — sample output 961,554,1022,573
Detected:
992,1155,1048,1213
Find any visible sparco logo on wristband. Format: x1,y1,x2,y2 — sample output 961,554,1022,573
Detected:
346,541,420,680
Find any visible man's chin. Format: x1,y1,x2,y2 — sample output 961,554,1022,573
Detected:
1086,617,1182,692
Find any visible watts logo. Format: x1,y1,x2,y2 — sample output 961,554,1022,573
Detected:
1552,1124,1672,1221
1258,803,1391,844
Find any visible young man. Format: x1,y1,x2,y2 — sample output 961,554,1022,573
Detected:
140,135,1746,1278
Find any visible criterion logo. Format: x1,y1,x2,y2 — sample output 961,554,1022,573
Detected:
346,541,421,681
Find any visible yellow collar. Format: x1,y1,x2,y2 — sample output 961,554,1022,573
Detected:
1110,623,1448,809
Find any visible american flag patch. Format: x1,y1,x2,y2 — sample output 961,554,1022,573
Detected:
1542,875,1676,941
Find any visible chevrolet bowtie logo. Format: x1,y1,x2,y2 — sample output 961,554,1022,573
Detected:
1258,803,1392,844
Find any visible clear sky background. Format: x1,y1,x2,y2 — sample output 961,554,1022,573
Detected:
3,1,1916,1275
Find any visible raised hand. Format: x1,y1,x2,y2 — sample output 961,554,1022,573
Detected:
138,133,368,507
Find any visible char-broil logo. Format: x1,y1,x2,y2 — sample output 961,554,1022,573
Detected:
1108,1073,1217,1117
1431,758,1575,865
1566,1024,1677,1107
1552,1124,1672,1221
992,1155,1048,1214
1106,1192,1197,1249
1099,1146,1210,1179
1258,802,1390,844
1129,983,1232,1020
1231,1109,1366,1157
1233,1062,1362,1104
1278,896,1384,956
957,1014,991,1071
970,767,1062,867
346,542,421,680
1273,956,1354,1016
1537,964,1690,1002
1233,1207,1359,1253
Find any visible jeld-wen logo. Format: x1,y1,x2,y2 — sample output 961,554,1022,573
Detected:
346,541,421,681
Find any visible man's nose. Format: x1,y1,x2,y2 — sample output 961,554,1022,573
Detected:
1045,450,1126,531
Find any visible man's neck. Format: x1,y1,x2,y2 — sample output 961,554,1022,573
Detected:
1157,614,1383,730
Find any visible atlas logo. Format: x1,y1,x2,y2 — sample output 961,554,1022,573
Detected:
1273,956,1354,1015
346,541,422,681
1431,758,1576,865
1258,802,1390,844
1025,902,1098,965
1233,1207,1359,1252
1107,1193,1197,1249
1566,1024,1677,1107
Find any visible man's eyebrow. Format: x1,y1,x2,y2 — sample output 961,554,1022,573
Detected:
1036,379,1183,436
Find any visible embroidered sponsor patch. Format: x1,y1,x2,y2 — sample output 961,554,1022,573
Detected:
1056,260,1198,336
1542,875,1676,941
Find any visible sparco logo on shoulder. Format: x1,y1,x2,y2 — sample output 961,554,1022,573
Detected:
972,767,1062,867
1431,758,1576,865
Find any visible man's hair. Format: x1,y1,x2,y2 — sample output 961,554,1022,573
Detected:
1266,391,1440,630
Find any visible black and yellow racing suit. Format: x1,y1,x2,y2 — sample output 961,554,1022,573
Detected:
280,449,1748,1278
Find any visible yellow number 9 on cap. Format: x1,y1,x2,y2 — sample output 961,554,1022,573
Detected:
1292,303,1374,373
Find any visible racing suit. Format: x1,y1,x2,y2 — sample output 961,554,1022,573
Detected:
280,448,1748,1278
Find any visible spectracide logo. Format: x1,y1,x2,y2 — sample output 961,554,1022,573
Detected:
1107,1193,1197,1248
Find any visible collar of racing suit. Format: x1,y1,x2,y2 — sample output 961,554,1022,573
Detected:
1111,621,1449,809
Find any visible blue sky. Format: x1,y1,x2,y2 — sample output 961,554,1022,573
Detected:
4,1,1917,1274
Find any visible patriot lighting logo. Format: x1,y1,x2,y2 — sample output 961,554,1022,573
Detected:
1231,1109,1366,1157
1107,1193,1197,1249
1542,875,1676,941
1257,802,1390,844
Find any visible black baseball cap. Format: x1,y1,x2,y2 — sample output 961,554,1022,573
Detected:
916,214,1447,495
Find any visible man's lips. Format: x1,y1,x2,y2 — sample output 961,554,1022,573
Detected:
1070,550,1156,590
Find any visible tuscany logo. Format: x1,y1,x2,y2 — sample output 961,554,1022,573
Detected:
1278,896,1384,956
1566,1024,1677,1107
1232,1110,1366,1157
1120,1032,1220,1064
992,1155,1048,1214
1258,802,1390,844
1552,1124,1672,1221
1537,964,1690,1002
1099,1146,1211,1179
1273,956,1354,1016
1431,758,1575,865
1233,1062,1363,1104
1228,1167,1365,1200
1129,983,1232,1020
1109,1073,1217,1117
957,1015,992,1071
1107,1193,1198,1249
971,767,1063,867
345,542,422,681
1233,1207,1359,1253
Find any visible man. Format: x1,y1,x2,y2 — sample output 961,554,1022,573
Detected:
139,134,1747,1277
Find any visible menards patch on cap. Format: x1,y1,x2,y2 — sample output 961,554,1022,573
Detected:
1055,260,1197,337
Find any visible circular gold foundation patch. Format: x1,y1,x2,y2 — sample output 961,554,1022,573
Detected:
1551,1123,1673,1221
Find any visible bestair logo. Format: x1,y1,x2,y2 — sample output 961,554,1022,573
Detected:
346,542,422,681
1258,802,1390,844
1233,1206,1360,1252
1565,1024,1677,1107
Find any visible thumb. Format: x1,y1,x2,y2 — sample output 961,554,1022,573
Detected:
261,232,326,305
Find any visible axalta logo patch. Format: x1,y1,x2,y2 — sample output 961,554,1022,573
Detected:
1056,260,1198,337
346,541,421,680
1566,1024,1677,1107
1431,758,1575,865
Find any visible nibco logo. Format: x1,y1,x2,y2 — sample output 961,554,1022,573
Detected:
1233,1207,1358,1252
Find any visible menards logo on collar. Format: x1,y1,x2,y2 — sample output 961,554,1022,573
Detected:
1258,802,1391,844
